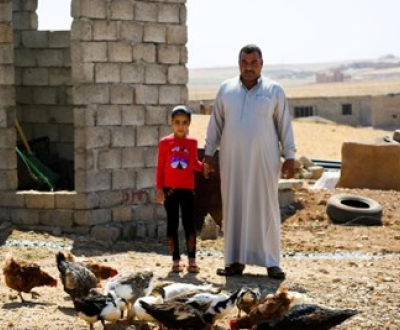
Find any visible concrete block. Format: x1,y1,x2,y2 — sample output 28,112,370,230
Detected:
110,84,134,105
121,147,145,168
93,21,118,41
91,225,121,242
39,210,74,227
168,65,187,84
143,24,166,43
0,128,15,148
0,149,16,169
98,191,123,208
32,124,59,141
14,0,38,11
159,85,182,105
135,85,158,105
97,105,121,126
112,205,133,222
48,68,72,86
12,209,40,226
48,107,73,124
145,106,168,125
81,42,107,63
121,105,145,126
145,147,158,167
85,127,111,148
167,25,187,44
111,126,136,147
120,22,143,42
70,20,92,41
110,0,134,20
71,63,94,83
80,0,107,19
121,63,145,83
158,45,180,64
132,43,156,63
112,169,135,190
0,87,15,107
20,105,48,123
145,64,167,84
37,49,65,67
0,23,13,43
32,87,57,105
158,4,180,23
55,191,76,209
14,49,36,67
0,170,17,190
0,44,13,64
73,84,109,105
22,68,48,86
108,42,132,62
136,168,156,189
0,65,13,84
0,191,24,208
135,2,158,22
75,209,111,226
21,30,48,48
132,204,155,221
12,12,38,31
75,171,112,193
137,126,159,147
0,3,12,22
98,148,122,170
24,192,55,209
95,63,120,83
49,31,70,48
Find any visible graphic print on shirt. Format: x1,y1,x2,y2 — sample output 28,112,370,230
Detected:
170,145,189,169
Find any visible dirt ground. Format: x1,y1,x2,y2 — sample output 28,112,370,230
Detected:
1,120,400,330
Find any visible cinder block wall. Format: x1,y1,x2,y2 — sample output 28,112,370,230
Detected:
0,0,188,241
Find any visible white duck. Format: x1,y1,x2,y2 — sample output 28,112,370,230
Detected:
153,282,220,301
131,294,164,322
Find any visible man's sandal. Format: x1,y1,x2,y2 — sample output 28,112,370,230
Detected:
216,262,245,276
171,264,184,273
267,266,286,280
187,264,200,273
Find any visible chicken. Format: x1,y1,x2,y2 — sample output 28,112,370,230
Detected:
152,282,221,301
252,303,360,330
230,285,294,330
132,294,164,322
2,255,57,302
56,251,98,301
103,270,154,317
74,289,127,330
66,252,118,284
139,299,211,330
236,287,262,318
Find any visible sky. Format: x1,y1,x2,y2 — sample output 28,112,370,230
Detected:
37,0,400,68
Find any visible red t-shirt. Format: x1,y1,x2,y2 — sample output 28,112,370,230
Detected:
156,134,203,190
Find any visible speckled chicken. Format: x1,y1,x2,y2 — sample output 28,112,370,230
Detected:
103,270,154,317
56,251,98,301
236,287,262,318
230,285,294,330
252,303,360,330
66,252,118,284
74,289,127,330
3,255,57,302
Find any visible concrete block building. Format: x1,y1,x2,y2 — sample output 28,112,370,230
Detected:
0,0,188,239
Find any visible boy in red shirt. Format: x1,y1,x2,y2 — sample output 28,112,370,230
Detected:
156,105,205,273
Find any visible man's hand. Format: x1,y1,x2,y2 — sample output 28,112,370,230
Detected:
281,159,295,179
203,155,215,179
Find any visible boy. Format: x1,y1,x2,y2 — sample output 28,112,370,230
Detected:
156,105,204,273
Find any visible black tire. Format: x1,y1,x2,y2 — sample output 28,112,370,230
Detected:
326,194,383,225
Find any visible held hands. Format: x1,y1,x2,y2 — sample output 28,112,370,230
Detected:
281,159,295,179
202,155,215,179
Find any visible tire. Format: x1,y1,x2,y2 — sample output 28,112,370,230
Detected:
326,194,383,225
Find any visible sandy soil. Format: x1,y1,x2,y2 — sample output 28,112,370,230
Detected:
1,120,400,330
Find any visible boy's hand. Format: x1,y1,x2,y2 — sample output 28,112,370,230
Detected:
156,189,165,204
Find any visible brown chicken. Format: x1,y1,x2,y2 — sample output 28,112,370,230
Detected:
2,255,57,302
66,252,118,284
229,285,294,330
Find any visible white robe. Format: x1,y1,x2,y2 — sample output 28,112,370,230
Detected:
205,76,295,268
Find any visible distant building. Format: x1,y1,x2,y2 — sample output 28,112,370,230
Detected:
316,68,345,83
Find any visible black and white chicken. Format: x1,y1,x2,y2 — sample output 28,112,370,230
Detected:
236,287,262,318
74,290,127,330
103,270,154,317
252,303,360,330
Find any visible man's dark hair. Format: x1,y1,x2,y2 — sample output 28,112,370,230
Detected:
239,44,263,59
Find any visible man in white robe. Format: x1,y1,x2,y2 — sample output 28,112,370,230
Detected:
203,44,296,279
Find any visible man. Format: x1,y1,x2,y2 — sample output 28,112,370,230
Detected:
203,44,295,279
